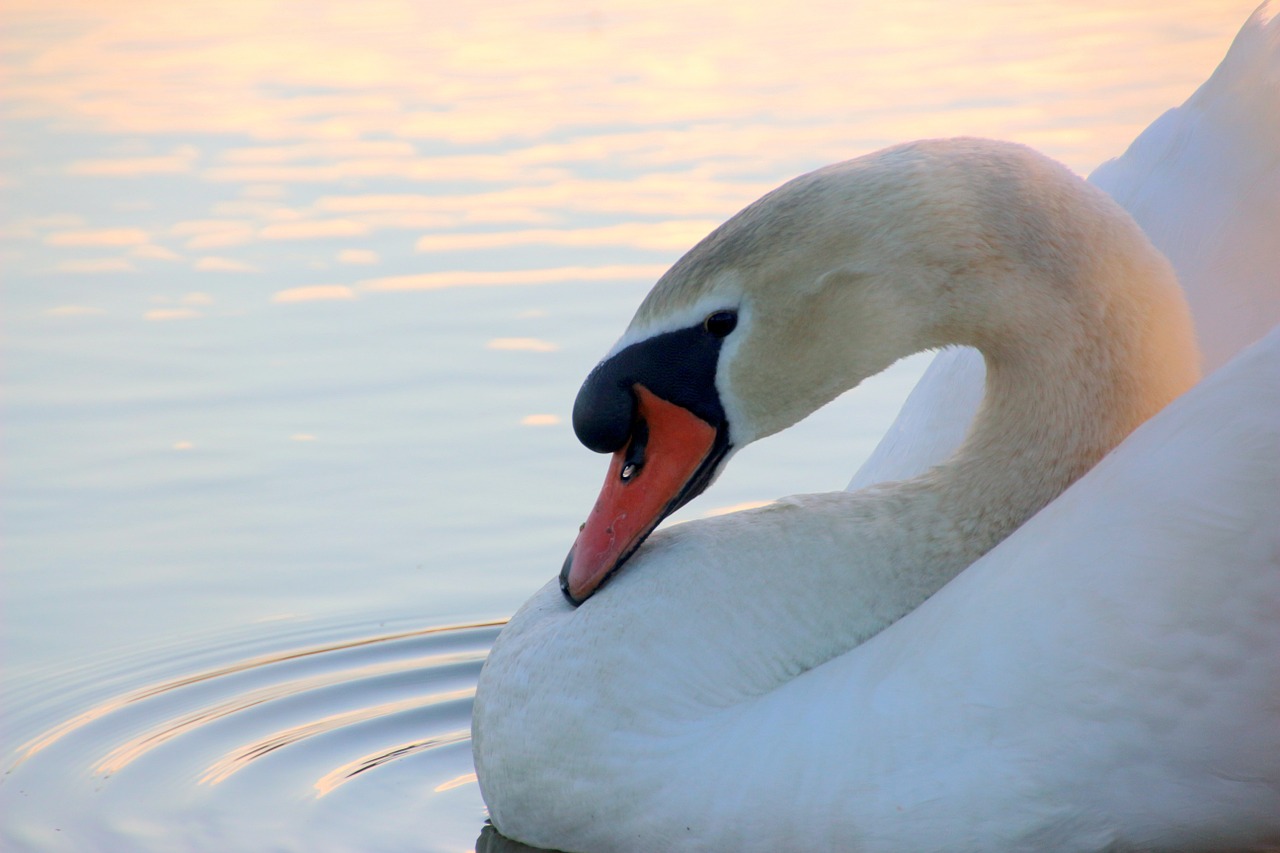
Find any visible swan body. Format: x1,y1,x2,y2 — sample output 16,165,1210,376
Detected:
479,328,1280,851
851,1,1280,490
472,8,1280,850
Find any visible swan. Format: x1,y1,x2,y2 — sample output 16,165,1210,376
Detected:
851,0,1280,490
471,9,1280,851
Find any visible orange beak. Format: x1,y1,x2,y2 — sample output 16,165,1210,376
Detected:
560,384,719,603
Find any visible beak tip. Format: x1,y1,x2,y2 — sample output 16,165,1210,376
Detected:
559,387,726,610
559,546,585,607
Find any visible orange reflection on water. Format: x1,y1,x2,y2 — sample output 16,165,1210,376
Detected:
193,256,257,273
6,2,1263,324
272,285,357,304
434,771,479,793
201,689,474,788
45,228,149,247
487,338,559,353
96,661,479,778
359,264,670,293
9,620,504,774
65,147,200,176
416,221,721,253
312,729,473,798
311,175,772,224
6,0,1249,158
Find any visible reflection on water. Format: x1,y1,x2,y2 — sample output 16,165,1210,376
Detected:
5,619,501,852
477,823,562,853
1,0,1260,850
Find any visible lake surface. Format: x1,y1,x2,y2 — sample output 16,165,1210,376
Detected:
1,1,1258,850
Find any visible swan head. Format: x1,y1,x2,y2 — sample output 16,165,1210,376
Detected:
560,137,1187,604
561,299,743,604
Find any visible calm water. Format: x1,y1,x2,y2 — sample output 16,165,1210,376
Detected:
1,1,1257,850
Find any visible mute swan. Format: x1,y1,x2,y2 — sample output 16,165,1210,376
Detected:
851,1,1280,490
471,10,1280,852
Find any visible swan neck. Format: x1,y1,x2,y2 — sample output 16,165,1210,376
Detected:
941,279,1197,547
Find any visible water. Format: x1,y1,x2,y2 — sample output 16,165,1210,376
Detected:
1,1,1256,850
7,619,496,852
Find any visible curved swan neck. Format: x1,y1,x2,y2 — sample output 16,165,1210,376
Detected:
800,141,1204,566
936,331,1196,558
932,226,1200,552
497,139,1203,703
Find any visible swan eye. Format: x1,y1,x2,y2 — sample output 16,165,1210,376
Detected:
703,310,737,338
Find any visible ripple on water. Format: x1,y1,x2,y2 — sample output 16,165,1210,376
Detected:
2,619,506,853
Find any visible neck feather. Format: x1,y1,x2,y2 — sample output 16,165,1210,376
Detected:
752,243,1201,678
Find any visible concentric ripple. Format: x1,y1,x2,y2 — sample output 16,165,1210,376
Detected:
2,618,506,853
